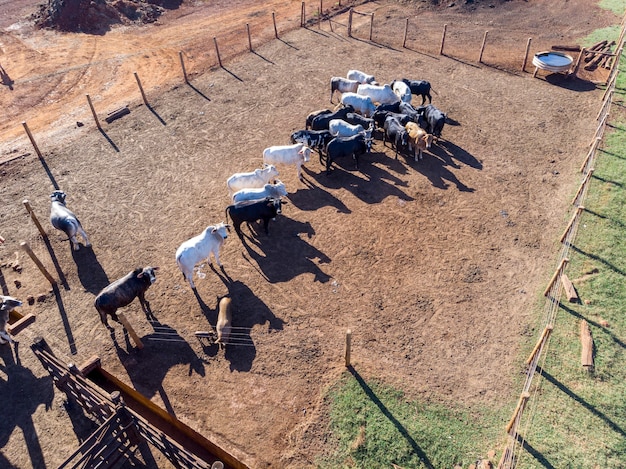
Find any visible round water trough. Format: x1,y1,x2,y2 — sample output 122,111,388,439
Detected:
532,51,574,75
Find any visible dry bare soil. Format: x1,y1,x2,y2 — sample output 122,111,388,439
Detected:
0,0,618,467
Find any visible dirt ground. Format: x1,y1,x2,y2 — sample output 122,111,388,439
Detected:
0,0,619,467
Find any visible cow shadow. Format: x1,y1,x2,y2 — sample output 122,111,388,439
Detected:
436,140,482,170
287,183,351,213
238,217,332,285
0,345,54,469
413,148,476,192
111,320,205,417
71,245,110,294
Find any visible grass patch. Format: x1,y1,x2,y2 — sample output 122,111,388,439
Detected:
599,0,626,15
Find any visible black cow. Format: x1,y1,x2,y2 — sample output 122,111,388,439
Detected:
383,115,409,159
373,110,411,129
375,101,402,115
422,104,447,140
344,112,374,130
399,102,427,129
401,78,433,105
225,197,286,240
325,134,371,174
306,109,332,129
310,105,354,131
94,267,158,329
290,129,334,157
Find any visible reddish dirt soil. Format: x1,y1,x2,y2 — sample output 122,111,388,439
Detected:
0,0,619,467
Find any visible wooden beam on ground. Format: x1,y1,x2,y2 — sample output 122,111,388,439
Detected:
117,312,144,349
561,274,579,303
7,312,36,335
580,320,594,370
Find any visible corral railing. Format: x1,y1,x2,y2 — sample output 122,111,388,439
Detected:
496,11,626,469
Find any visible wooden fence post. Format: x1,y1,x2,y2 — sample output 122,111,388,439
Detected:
525,325,553,365
117,312,144,350
571,168,594,206
543,258,568,297
478,30,488,63
21,122,43,158
20,242,56,285
179,51,188,84
86,94,101,129
402,18,409,48
560,205,585,243
246,23,253,51
345,329,352,367
213,37,222,68
272,12,278,38
134,72,148,106
348,9,353,37
522,37,532,72
369,13,374,41
505,391,531,434
440,24,447,55
580,320,594,370
580,138,601,173
23,199,47,238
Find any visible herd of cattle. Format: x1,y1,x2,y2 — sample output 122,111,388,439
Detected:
1,69,449,348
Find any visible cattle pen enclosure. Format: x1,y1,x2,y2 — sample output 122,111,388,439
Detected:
0,0,619,467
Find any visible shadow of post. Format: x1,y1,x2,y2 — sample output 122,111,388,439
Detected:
52,283,78,355
98,128,120,152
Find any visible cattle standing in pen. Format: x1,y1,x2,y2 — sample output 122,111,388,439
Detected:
383,115,410,158
176,223,230,290
328,119,373,140
232,180,288,204
0,296,22,345
225,197,286,240
356,83,400,106
305,109,332,129
406,122,434,162
49,190,91,251
399,102,427,129
290,129,334,157
391,80,412,103
263,143,311,180
339,93,376,118
94,267,158,329
422,104,447,140
325,134,371,175
227,164,279,196
373,110,411,130
401,78,434,105
330,76,360,103
310,105,354,130
215,296,232,349
344,112,374,130
347,69,377,85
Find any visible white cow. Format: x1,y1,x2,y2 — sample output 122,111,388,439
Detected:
391,80,412,103
340,92,377,118
226,164,279,196
175,222,230,290
357,83,400,105
330,77,360,103
262,143,311,180
0,296,22,345
232,180,288,204
347,69,377,84
49,190,91,251
328,119,373,140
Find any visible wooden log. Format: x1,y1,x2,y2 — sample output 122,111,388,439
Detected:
246,23,252,51
369,12,374,41
543,258,568,297
6,312,36,335
561,274,579,303
117,312,144,349
86,94,101,129
551,44,582,52
402,18,409,48
440,24,447,55
347,9,353,37
525,325,553,366
300,2,304,27
23,199,48,238
522,37,532,72
478,30,488,63
345,329,352,367
79,355,102,376
104,106,130,124
20,242,56,285
179,51,188,84
580,320,594,370
22,121,43,158
585,43,615,70
569,47,586,77
505,391,531,434
272,12,278,38
560,205,585,243
134,72,148,106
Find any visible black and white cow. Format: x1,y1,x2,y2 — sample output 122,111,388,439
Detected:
94,267,158,329
325,134,371,174
330,77,360,103
383,115,410,158
225,197,286,240
0,296,22,345
344,112,375,130
401,78,434,105
49,190,91,251
422,104,447,140
373,110,411,130
290,129,334,157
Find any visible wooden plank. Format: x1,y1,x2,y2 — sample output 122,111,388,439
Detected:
6,312,36,335
117,313,144,349
580,320,594,369
561,274,579,303
104,106,130,124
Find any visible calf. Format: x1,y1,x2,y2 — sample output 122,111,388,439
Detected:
310,105,354,130
232,180,288,204
306,109,332,129
290,129,333,157
391,80,412,103
175,223,230,290
383,115,409,159
347,69,377,84
401,78,433,105
225,197,286,240
215,296,232,349
325,134,371,175
0,296,22,345
49,190,91,251
406,122,433,162
263,143,311,180
422,104,447,140
226,164,279,196
357,83,400,106
340,92,376,118
94,267,158,329
330,77,359,103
